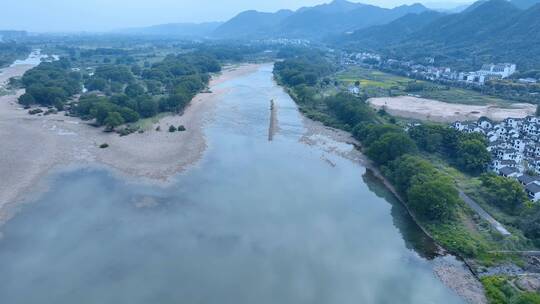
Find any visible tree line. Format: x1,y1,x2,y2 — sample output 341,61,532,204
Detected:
18,51,221,130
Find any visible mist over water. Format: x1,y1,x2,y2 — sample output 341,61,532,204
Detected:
0,65,463,303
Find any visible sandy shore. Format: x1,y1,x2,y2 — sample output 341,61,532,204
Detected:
0,64,35,85
0,63,261,225
369,96,536,122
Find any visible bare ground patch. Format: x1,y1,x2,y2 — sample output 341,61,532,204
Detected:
369,96,536,123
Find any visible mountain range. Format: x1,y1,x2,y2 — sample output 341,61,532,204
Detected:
118,0,431,40
339,0,540,69
213,0,429,39
111,0,540,69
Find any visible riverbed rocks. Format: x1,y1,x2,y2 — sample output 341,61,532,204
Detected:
433,257,487,304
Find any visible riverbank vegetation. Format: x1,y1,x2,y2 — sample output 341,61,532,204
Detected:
482,276,540,304
17,47,221,132
274,48,540,301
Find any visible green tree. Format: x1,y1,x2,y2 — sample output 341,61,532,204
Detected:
407,174,459,221
85,78,107,91
512,292,540,304
384,155,437,194
137,96,158,118
480,173,529,214
125,83,145,98
354,123,401,146
366,132,417,165
408,124,447,153
456,139,491,173
93,102,113,125
103,112,124,131
118,107,140,123
18,93,35,106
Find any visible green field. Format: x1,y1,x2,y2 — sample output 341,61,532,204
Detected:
335,66,513,106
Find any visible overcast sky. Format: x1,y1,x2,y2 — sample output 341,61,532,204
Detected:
0,0,472,32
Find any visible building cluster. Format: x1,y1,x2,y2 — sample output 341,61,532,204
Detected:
340,52,382,66
340,52,519,86
452,116,540,201
457,63,517,85
398,61,518,86
257,38,311,46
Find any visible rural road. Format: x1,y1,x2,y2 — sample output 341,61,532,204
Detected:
458,191,511,236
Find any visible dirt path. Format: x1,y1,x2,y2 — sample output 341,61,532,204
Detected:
459,191,511,236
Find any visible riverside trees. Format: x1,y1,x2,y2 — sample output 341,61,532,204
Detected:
357,126,458,222
19,52,221,129
408,124,491,174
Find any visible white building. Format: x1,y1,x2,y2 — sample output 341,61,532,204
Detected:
479,63,517,79
526,183,540,202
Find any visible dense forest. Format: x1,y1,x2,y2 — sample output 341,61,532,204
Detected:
19,51,221,130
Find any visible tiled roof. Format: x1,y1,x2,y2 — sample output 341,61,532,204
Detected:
526,183,540,194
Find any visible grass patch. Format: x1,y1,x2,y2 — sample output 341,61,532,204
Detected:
426,216,490,258
481,276,540,304
132,112,171,130
334,66,513,106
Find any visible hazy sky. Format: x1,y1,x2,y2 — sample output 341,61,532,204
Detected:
0,0,471,32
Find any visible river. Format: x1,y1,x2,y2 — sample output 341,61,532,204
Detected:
0,64,466,303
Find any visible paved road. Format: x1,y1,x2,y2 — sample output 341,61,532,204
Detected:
458,191,511,236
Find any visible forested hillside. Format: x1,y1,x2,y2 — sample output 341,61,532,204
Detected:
339,0,540,70
213,0,428,39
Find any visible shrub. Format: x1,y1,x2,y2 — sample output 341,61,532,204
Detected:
28,108,43,115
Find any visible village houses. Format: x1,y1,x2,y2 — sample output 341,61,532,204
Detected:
452,116,540,201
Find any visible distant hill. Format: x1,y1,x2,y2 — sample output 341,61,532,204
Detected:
338,0,540,70
212,0,429,39
212,10,293,39
410,0,520,44
511,0,540,9
337,11,444,48
117,22,222,38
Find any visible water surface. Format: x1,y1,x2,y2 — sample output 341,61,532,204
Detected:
0,64,464,304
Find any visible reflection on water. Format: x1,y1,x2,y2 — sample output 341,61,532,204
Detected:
0,64,464,304
362,170,441,260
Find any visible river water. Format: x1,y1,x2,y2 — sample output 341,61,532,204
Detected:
0,64,464,303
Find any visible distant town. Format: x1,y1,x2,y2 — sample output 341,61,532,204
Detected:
341,51,537,86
